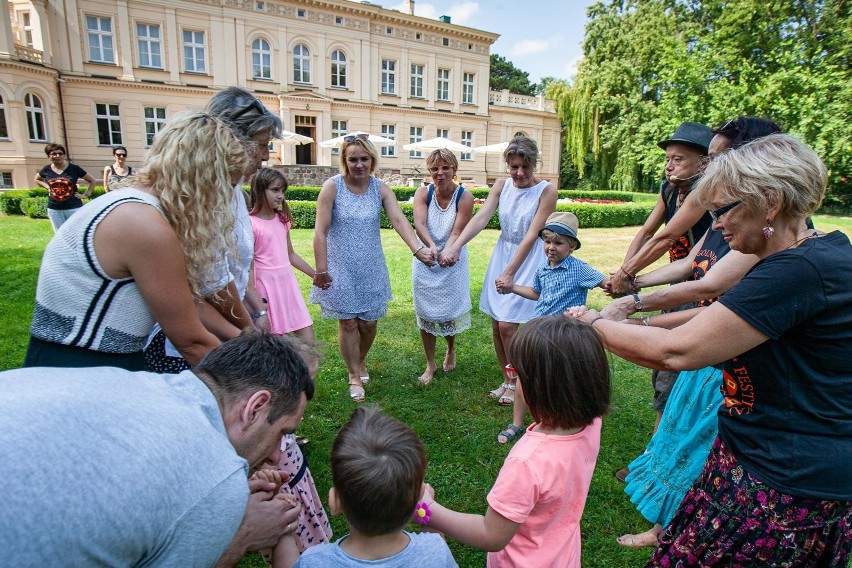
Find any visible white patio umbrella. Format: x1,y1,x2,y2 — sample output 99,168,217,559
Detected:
402,136,472,153
279,130,314,145
471,141,510,154
318,131,396,148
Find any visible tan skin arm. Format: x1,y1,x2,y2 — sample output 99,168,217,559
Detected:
412,184,435,251
509,284,540,301
77,173,96,199
440,178,506,266
495,182,558,292
208,282,253,330
442,190,475,252
286,225,315,278
34,172,48,189
573,302,768,371
380,181,435,266
197,302,241,341
607,194,667,295
312,178,336,290
103,166,112,192
243,263,270,332
92,202,220,365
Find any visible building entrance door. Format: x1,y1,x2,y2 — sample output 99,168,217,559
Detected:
294,115,316,165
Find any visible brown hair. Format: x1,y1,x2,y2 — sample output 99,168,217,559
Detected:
250,167,291,223
44,143,66,156
330,407,426,536
503,135,539,171
509,317,610,430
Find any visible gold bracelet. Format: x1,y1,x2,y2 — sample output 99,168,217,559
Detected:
413,244,425,256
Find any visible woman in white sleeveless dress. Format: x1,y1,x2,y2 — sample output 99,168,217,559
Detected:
440,136,557,405
412,149,475,386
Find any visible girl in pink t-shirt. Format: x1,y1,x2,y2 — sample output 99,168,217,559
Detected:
419,316,611,567
249,168,316,350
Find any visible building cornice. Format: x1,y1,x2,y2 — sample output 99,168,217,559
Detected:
0,59,58,79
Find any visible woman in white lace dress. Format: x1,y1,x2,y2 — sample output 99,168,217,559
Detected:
440,136,557,405
412,149,475,386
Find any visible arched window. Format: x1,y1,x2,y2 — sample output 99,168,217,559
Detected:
252,37,272,79
330,50,347,88
25,93,47,142
0,94,8,139
293,44,311,83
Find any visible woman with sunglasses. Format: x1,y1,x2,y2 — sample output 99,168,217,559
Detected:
34,143,96,231
568,134,852,566
310,134,434,402
102,146,133,192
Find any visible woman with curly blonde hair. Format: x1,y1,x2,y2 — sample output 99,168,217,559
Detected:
25,111,249,370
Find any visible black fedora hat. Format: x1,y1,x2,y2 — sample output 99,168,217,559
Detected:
657,122,713,154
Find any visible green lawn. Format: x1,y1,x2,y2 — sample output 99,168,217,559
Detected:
2,213,850,567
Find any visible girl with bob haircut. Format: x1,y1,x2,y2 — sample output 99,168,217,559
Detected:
26,112,248,370
421,316,611,567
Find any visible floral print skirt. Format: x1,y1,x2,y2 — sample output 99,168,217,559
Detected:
648,437,852,567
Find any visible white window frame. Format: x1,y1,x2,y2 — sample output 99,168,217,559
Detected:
462,72,476,104
460,131,473,161
293,44,311,84
0,94,8,140
95,103,123,146
251,37,272,79
136,23,162,69
437,68,450,101
381,60,396,95
331,119,347,156
18,11,34,47
143,106,167,147
409,126,423,158
24,93,47,142
86,15,115,63
330,50,347,88
183,30,206,73
0,172,13,189
436,128,449,139
381,124,396,157
410,64,424,98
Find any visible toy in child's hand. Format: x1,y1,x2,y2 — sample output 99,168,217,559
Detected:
413,502,432,524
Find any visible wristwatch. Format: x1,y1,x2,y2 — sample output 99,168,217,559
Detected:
250,309,267,320
632,293,643,311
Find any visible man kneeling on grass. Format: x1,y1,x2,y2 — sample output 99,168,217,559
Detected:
0,331,313,567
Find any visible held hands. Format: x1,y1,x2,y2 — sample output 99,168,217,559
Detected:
233,477,302,552
564,306,602,325
438,246,459,267
313,271,332,290
607,271,633,297
600,296,636,322
495,273,514,294
415,246,437,267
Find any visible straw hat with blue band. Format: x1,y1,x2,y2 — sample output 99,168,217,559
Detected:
539,212,582,249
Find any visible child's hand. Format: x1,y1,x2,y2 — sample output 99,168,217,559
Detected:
495,274,514,293
252,468,285,495
419,482,435,503
313,272,332,290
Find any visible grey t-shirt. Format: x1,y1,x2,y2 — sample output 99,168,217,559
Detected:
294,531,458,567
0,367,249,566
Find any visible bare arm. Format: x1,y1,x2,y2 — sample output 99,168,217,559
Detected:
103,166,112,192
621,196,707,279
412,185,434,249
92,202,220,365
633,230,708,290
243,263,270,332
312,179,336,290
34,172,48,189
286,227,315,278
440,179,505,265
197,301,242,341
78,173,96,199
381,182,434,266
510,284,540,301
427,501,519,552
494,182,557,292
607,195,667,295
208,282,253,330
442,190,475,252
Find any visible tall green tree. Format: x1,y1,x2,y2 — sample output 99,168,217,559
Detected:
555,0,851,204
489,54,536,95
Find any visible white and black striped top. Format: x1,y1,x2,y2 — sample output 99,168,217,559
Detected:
30,188,164,353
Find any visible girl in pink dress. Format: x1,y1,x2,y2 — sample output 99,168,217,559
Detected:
250,168,316,348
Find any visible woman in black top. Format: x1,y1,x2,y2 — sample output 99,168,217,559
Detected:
102,146,132,192
34,143,96,231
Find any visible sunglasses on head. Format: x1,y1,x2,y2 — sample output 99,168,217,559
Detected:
343,133,370,143
232,98,268,121
709,200,742,222
713,119,739,136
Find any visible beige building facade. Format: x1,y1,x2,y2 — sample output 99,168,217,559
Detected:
0,0,560,189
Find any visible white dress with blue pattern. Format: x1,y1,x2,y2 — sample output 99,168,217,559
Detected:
309,175,392,319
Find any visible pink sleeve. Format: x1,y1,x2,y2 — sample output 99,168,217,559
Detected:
486,457,540,524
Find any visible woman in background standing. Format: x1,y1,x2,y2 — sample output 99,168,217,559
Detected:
103,146,132,192
34,143,96,231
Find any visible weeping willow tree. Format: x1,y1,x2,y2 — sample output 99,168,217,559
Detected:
556,0,852,204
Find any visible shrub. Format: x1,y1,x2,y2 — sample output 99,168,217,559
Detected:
21,197,48,219
0,190,31,215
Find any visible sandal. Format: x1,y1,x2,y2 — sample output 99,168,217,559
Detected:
348,381,365,402
497,423,523,444
487,383,509,399
360,374,370,385
497,382,516,405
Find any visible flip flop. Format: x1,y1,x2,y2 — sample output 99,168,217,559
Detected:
348,382,365,402
497,423,523,444
497,383,516,405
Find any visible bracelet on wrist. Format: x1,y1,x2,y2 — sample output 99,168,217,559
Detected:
413,244,425,256
619,266,636,279
413,501,433,524
314,271,328,276
588,315,604,326
250,310,267,320
642,315,651,327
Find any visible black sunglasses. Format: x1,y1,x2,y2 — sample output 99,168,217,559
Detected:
343,133,370,143
712,119,739,136
114,153,127,157
232,98,268,121
709,200,742,222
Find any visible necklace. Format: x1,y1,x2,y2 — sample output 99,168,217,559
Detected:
784,229,818,250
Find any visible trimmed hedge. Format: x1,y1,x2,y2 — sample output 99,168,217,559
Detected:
289,201,655,230
21,197,48,218
0,190,31,214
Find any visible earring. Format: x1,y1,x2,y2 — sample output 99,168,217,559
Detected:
763,219,774,240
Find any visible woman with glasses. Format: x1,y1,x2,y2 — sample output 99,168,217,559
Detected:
102,146,133,192
310,134,434,402
25,112,244,370
34,143,96,231
568,135,852,566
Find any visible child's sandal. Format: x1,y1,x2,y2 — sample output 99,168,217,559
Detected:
497,382,516,405
487,383,509,399
497,423,523,444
